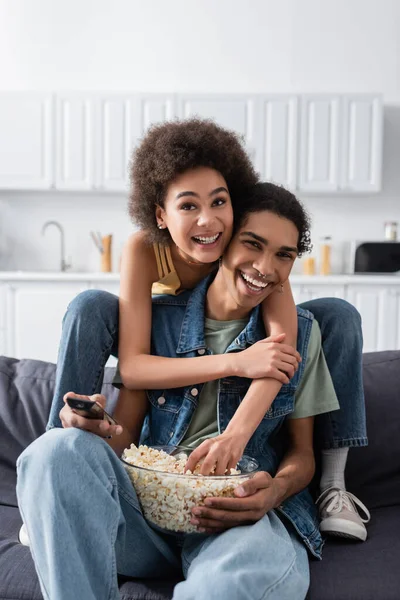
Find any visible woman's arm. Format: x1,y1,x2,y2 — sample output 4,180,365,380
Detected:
118,234,299,390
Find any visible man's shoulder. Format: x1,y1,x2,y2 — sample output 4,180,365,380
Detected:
296,305,314,322
151,289,193,306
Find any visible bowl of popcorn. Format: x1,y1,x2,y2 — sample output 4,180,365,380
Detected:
121,444,259,534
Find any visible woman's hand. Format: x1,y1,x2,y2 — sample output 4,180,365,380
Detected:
184,432,248,476
189,471,279,533
233,333,301,383
59,392,123,438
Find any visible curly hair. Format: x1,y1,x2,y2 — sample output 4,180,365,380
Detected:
129,118,259,243
234,182,312,256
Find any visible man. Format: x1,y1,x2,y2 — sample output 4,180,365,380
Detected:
17,183,341,600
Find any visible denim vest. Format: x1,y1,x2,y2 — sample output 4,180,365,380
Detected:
141,275,323,558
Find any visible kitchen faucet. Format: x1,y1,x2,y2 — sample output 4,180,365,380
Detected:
41,220,71,272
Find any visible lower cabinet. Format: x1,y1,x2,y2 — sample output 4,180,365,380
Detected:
0,278,399,363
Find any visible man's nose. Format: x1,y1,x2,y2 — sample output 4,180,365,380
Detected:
254,255,274,276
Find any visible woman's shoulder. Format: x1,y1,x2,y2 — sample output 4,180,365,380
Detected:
121,231,159,283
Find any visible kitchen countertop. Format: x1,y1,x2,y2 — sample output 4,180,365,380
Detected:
0,272,400,284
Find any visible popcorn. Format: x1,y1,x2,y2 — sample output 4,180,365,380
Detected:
122,444,252,533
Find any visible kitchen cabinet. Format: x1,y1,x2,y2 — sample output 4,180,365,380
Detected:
298,94,383,194
55,94,96,190
0,93,54,189
0,91,383,194
346,284,400,352
340,95,383,192
299,95,341,192
291,283,346,305
258,96,298,190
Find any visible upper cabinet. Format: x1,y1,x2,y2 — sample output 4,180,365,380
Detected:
0,92,383,194
298,94,383,193
340,95,383,192
0,93,54,189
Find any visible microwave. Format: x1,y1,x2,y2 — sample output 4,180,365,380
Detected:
348,241,400,274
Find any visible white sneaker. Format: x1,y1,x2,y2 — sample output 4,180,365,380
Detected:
19,523,30,546
316,487,371,542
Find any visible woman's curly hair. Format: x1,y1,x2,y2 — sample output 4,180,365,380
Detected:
234,182,313,257
129,118,259,243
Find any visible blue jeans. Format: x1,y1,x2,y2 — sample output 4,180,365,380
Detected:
17,428,310,600
46,290,367,449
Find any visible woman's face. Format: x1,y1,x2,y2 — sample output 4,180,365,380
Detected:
219,210,299,313
156,166,234,263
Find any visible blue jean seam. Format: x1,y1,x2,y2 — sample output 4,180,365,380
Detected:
321,436,368,449
91,323,118,396
108,480,121,600
259,553,298,600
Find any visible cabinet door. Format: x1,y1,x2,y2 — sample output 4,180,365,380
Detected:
299,95,340,192
97,94,176,192
177,94,257,166
292,284,346,306
56,94,96,190
0,93,54,189
259,96,298,190
5,282,86,363
346,285,400,352
340,95,383,192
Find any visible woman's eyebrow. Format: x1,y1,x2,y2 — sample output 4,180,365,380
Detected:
175,187,228,200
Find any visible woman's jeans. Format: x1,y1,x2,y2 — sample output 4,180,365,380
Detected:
46,290,368,450
17,428,310,600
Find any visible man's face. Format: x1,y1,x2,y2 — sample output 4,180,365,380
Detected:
220,210,299,312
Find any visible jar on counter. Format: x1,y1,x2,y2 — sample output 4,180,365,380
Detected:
319,236,332,276
384,222,398,241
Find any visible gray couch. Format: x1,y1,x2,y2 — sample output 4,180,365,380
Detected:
1,352,400,600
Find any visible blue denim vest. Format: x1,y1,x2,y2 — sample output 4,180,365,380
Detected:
141,275,323,557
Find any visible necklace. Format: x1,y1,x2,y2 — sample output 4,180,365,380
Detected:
175,244,209,267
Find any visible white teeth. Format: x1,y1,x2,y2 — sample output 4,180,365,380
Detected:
193,233,219,244
241,272,269,289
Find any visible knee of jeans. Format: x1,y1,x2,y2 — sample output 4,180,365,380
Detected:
18,428,103,484
317,297,362,330
64,289,118,325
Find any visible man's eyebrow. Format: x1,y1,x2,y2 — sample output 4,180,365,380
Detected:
240,231,298,254
175,187,229,200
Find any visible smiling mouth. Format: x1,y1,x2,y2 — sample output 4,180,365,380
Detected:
192,233,222,246
240,271,272,293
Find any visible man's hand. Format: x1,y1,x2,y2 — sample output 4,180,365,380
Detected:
184,432,247,476
60,392,123,438
190,471,281,534
234,333,301,383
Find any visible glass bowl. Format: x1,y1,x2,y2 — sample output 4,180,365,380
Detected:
121,445,259,534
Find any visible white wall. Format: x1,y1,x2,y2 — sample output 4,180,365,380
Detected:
1,0,400,273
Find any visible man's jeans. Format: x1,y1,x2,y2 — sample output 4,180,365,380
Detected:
46,290,368,449
17,428,310,600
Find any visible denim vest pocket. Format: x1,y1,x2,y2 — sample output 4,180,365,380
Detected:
147,389,183,414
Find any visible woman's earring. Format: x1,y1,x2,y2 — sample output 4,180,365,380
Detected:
157,223,164,230
279,283,284,294
218,257,222,267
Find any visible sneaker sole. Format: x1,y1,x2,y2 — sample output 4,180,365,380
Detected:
320,518,367,542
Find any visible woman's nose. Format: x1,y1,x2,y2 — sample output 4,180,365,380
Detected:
197,210,215,227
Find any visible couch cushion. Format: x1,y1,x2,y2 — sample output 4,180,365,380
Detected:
308,505,400,600
0,505,177,600
345,351,400,509
0,356,119,507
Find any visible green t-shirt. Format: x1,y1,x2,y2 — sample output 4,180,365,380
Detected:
181,318,339,449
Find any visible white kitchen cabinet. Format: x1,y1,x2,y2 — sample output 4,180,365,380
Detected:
345,285,399,352
0,93,54,189
55,94,96,190
259,96,298,190
291,284,346,305
299,95,341,192
340,95,383,192
3,282,86,363
177,94,258,165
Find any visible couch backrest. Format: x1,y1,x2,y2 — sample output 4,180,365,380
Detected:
1,352,400,510
346,351,400,509
0,356,119,507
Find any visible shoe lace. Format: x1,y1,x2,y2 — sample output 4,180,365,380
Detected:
316,488,371,523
